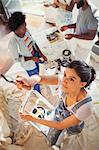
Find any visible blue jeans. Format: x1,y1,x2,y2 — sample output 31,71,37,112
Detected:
26,62,40,93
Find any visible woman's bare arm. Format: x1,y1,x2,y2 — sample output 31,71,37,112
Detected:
16,75,58,90
39,75,58,85
20,113,80,130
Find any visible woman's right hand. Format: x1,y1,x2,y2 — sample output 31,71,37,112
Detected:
16,76,31,90
16,75,41,90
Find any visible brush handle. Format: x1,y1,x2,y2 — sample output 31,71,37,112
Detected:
1,74,16,84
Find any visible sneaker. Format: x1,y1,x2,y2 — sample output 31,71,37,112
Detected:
51,145,60,150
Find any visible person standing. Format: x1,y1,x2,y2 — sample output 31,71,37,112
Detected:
61,0,98,40
60,0,98,61
16,60,96,150
8,12,47,93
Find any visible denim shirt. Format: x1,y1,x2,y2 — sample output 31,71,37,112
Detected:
54,96,92,135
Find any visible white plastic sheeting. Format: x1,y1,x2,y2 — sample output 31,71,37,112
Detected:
0,32,15,76
0,46,14,75
65,38,94,61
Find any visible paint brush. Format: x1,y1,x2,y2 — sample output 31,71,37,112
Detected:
1,74,16,84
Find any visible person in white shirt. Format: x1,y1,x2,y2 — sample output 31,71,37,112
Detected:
60,0,98,61
61,0,98,40
8,12,47,93
16,60,96,149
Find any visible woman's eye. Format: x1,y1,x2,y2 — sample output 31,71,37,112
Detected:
70,78,74,81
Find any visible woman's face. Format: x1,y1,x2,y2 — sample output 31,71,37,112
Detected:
62,68,83,94
15,22,26,37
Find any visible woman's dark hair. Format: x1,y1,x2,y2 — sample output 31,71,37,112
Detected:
8,12,26,32
67,60,96,88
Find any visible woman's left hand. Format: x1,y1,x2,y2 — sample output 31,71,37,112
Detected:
20,112,34,122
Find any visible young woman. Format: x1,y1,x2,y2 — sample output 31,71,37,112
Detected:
8,12,47,93
16,60,96,149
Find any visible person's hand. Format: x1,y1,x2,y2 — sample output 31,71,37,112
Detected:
20,112,34,122
65,34,74,40
33,57,39,62
16,76,31,90
42,55,48,61
16,75,41,90
60,25,69,32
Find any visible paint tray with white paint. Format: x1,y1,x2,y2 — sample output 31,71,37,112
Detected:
20,90,55,135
